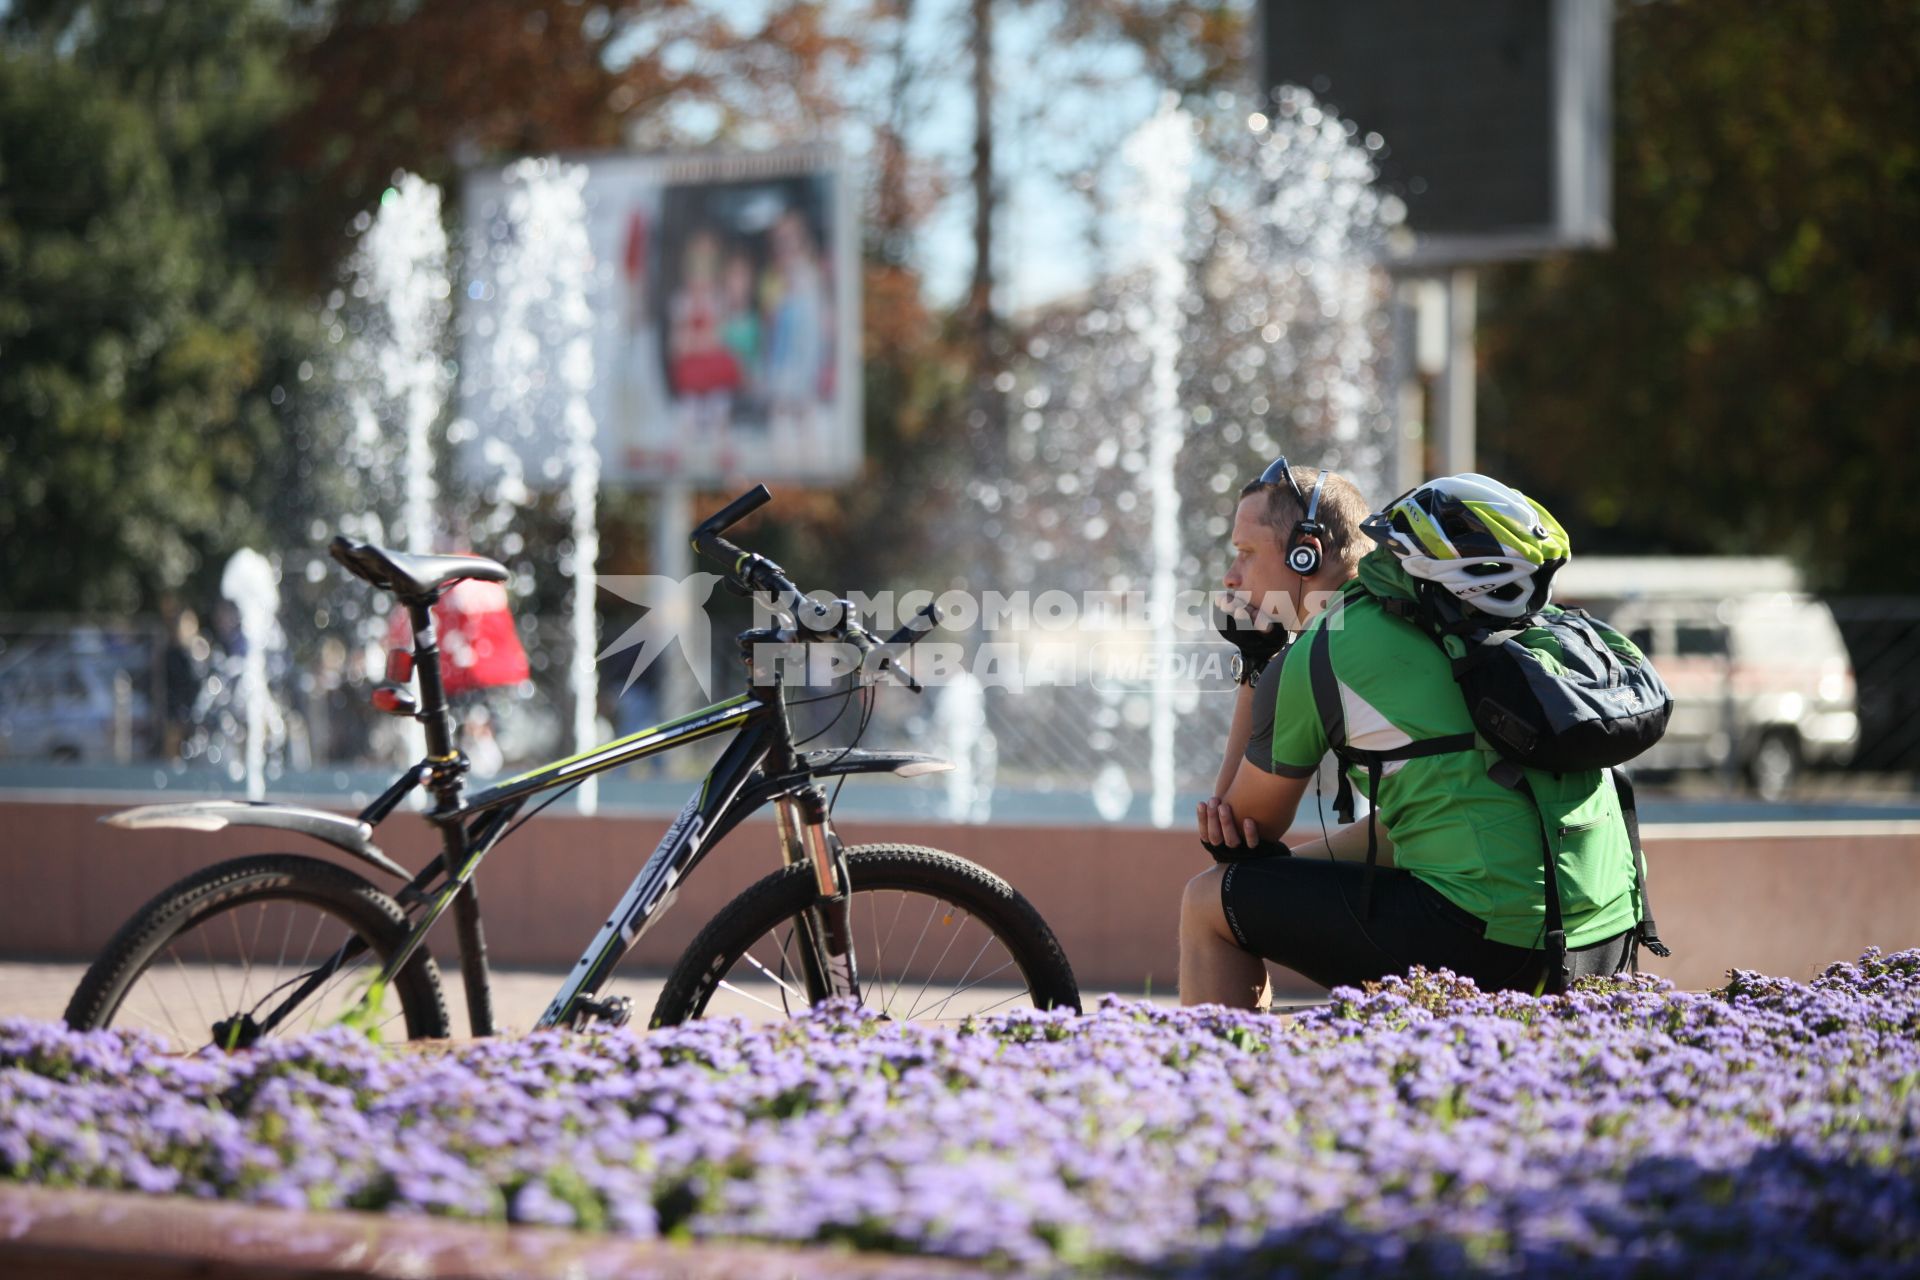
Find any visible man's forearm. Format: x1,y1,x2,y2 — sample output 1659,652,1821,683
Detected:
1213,684,1254,798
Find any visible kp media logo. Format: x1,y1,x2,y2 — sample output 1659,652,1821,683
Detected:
597,574,723,697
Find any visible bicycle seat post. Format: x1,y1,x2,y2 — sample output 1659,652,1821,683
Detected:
407,600,466,809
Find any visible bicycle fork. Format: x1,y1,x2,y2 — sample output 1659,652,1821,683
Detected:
775,787,859,1006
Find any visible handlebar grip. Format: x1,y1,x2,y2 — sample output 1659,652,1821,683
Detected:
883,602,943,648
694,484,772,542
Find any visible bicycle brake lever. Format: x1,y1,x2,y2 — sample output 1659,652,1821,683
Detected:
883,658,925,694
864,635,924,694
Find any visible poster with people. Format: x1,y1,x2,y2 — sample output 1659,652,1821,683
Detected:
461,147,859,487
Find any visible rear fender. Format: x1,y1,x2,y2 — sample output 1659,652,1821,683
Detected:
100,801,411,881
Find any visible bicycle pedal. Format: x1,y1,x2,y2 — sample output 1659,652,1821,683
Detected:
572,993,634,1029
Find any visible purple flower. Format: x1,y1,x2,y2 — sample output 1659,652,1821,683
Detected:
3,951,1920,1274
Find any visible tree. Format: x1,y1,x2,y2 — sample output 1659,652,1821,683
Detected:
277,0,859,287
0,8,325,612
1477,0,1920,593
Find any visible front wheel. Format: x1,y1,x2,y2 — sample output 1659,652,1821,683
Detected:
64,854,450,1051
652,845,1080,1027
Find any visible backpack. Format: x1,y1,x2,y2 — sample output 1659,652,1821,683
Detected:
1308,583,1674,992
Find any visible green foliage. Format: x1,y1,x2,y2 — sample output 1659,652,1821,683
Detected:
330,974,391,1041
0,5,325,611
1479,0,1920,593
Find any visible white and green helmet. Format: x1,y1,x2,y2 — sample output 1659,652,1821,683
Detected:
1362,474,1571,619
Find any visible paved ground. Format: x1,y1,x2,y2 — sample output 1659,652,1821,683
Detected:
4,962,1246,1042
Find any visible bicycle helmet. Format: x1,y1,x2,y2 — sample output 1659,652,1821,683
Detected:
1361,474,1570,619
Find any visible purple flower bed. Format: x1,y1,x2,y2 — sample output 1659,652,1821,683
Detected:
5,952,1920,1276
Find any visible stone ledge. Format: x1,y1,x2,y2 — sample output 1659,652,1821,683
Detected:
0,1184,986,1280
4,798,1917,995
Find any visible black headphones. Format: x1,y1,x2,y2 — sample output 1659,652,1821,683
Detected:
1256,456,1327,578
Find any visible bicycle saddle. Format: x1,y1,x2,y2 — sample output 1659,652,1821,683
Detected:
328,536,509,603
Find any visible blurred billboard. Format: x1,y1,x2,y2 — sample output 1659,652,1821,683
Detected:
462,146,860,487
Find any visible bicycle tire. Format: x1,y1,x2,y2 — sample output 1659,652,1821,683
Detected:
651,844,1080,1027
64,854,450,1048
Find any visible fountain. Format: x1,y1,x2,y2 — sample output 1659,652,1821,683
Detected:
218,549,282,801
466,158,603,812
316,160,599,796
989,86,1402,823
354,175,452,556
934,670,997,824
1126,99,1194,829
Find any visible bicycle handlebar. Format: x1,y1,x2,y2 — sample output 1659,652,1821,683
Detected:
691,487,944,687
882,603,943,649
691,485,802,600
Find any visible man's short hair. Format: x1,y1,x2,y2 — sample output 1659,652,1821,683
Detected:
1238,466,1373,577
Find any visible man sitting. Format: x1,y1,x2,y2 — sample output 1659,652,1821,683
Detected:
1184,473,1649,1007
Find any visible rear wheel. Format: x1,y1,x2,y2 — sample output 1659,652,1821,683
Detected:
652,845,1079,1027
65,854,449,1050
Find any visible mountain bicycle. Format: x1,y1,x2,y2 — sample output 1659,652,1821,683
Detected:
65,486,1080,1049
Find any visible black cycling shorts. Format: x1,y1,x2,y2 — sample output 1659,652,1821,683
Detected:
1219,856,1637,994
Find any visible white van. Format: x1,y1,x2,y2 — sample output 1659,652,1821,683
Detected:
1554,558,1859,801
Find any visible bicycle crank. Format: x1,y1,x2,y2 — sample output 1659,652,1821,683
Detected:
568,993,634,1029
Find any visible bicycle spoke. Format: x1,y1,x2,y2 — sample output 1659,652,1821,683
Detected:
877,890,912,1015
903,904,973,1020
716,978,792,1016
290,915,332,1034
229,909,254,1016
302,938,375,1035
293,912,324,992
909,925,1002,1020
739,944,806,1002
887,897,942,1016
864,893,883,1011
916,955,1021,1021
961,982,1029,1017
241,900,274,1016
133,958,189,1049
263,903,296,1023
777,926,804,1013
168,946,211,1038
118,1003,179,1042
199,926,231,1017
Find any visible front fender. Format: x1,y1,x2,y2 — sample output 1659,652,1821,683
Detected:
728,749,954,820
101,801,411,881
797,748,954,780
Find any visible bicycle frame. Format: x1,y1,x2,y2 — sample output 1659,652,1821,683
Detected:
306,624,920,1036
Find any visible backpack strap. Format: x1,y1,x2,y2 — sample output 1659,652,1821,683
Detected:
1507,774,1570,991
1611,767,1671,958
1493,767,1673,995
1307,612,1474,920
